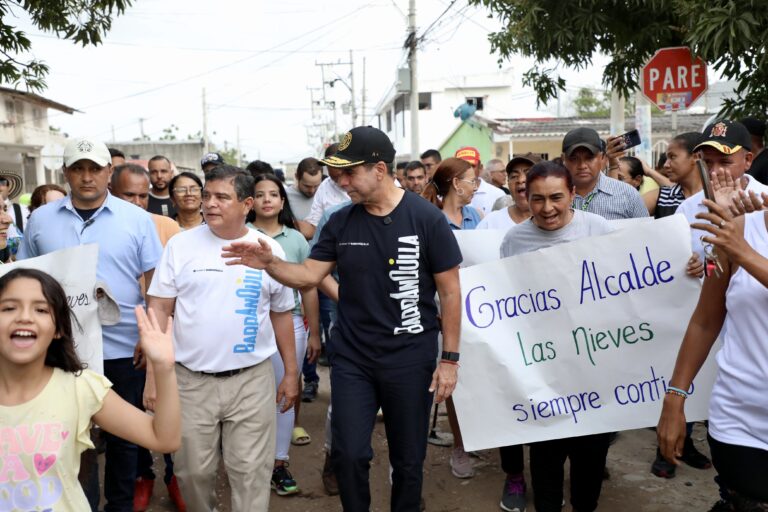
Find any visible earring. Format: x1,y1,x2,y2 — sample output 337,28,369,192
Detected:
456,187,465,197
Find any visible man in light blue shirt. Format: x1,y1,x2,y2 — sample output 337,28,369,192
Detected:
18,136,162,512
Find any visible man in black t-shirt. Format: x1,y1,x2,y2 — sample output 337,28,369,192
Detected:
147,155,177,217
221,126,463,512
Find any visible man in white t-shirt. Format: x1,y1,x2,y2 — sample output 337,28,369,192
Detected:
455,146,505,215
676,119,768,260
147,165,297,511
304,143,350,239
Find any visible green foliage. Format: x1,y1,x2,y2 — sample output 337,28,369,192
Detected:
218,146,246,166
470,0,768,117
0,0,131,91
572,88,610,118
160,124,179,141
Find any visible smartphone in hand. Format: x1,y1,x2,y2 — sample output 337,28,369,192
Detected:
617,129,641,150
697,160,713,202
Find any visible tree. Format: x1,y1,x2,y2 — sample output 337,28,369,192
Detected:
572,88,610,118
468,0,767,116
159,124,179,141
218,146,246,166
0,0,132,91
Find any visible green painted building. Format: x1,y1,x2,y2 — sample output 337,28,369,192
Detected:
438,119,494,162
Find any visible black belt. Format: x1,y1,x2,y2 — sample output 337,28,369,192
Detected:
178,363,256,378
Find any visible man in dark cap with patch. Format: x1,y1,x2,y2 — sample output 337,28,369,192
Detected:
220,126,463,512
677,119,768,259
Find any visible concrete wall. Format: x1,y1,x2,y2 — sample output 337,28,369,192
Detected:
109,141,206,173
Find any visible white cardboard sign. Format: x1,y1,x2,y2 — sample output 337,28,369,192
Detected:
3,245,103,374
452,216,717,450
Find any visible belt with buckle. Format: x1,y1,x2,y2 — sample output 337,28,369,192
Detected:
178,363,256,378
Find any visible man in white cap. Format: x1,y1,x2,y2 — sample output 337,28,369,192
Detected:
19,137,163,512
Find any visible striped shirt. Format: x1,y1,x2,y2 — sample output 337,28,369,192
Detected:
572,173,649,220
654,184,685,219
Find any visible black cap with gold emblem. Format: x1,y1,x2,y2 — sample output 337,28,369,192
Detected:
319,126,396,168
694,120,752,155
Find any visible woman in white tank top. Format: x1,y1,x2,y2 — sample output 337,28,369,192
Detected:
657,198,768,510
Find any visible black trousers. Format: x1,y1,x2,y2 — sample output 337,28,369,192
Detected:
529,432,611,512
330,355,435,512
99,358,145,511
499,444,524,475
709,434,768,504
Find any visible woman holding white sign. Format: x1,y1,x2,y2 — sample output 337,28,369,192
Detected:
500,161,614,512
658,198,768,511
422,157,481,481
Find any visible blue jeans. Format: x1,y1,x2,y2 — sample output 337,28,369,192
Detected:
302,290,337,383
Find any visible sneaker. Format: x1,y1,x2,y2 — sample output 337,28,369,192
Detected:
166,475,187,512
708,499,733,512
651,448,676,478
680,437,712,469
322,453,339,496
301,380,318,403
272,464,299,496
450,446,475,479
500,473,526,512
133,477,154,512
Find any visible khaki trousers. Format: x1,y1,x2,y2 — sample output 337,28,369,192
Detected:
174,361,276,512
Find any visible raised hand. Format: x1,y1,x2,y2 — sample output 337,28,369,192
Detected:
710,169,756,217
135,306,174,369
221,239,274,269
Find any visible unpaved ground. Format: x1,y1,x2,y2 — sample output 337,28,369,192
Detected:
130,365,718,511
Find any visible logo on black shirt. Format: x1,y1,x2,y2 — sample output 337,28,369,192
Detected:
389,235,424,335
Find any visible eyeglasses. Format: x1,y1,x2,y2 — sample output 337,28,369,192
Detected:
456,177,480,187
173,186,202,195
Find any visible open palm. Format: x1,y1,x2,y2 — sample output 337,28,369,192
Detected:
135,306,175,368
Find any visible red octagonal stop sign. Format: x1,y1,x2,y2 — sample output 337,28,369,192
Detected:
642,47,708,111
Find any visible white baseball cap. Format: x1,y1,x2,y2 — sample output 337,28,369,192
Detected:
63,137,111,167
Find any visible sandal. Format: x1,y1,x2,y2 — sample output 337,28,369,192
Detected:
291,426,311,446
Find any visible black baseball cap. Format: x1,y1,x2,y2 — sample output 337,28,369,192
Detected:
319,126,396,168
562,127,602,156
694,120,752,155
507,152,542,173
200,152,225,169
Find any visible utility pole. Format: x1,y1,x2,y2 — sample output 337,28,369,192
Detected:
361,57,367,125
316,58,354,133
408,0,419,159
307,86,324,146
349,49,357,127
236,125,242,167
202,87,209,154
139,118,145,139
111,125,116,142
610,90,625,135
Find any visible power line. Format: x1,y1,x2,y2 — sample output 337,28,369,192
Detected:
27,31,402,54
419,0,458,41
78,4,379,111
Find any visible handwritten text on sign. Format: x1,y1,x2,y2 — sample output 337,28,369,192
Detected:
2,245,103,374
451,216,718,451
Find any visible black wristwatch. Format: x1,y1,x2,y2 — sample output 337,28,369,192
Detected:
441,351,460,362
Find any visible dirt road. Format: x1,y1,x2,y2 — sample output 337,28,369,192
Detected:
135,365,718,511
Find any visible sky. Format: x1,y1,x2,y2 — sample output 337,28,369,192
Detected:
9,0,614,164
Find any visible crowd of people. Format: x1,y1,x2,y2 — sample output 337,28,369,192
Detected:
0,115,766,512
